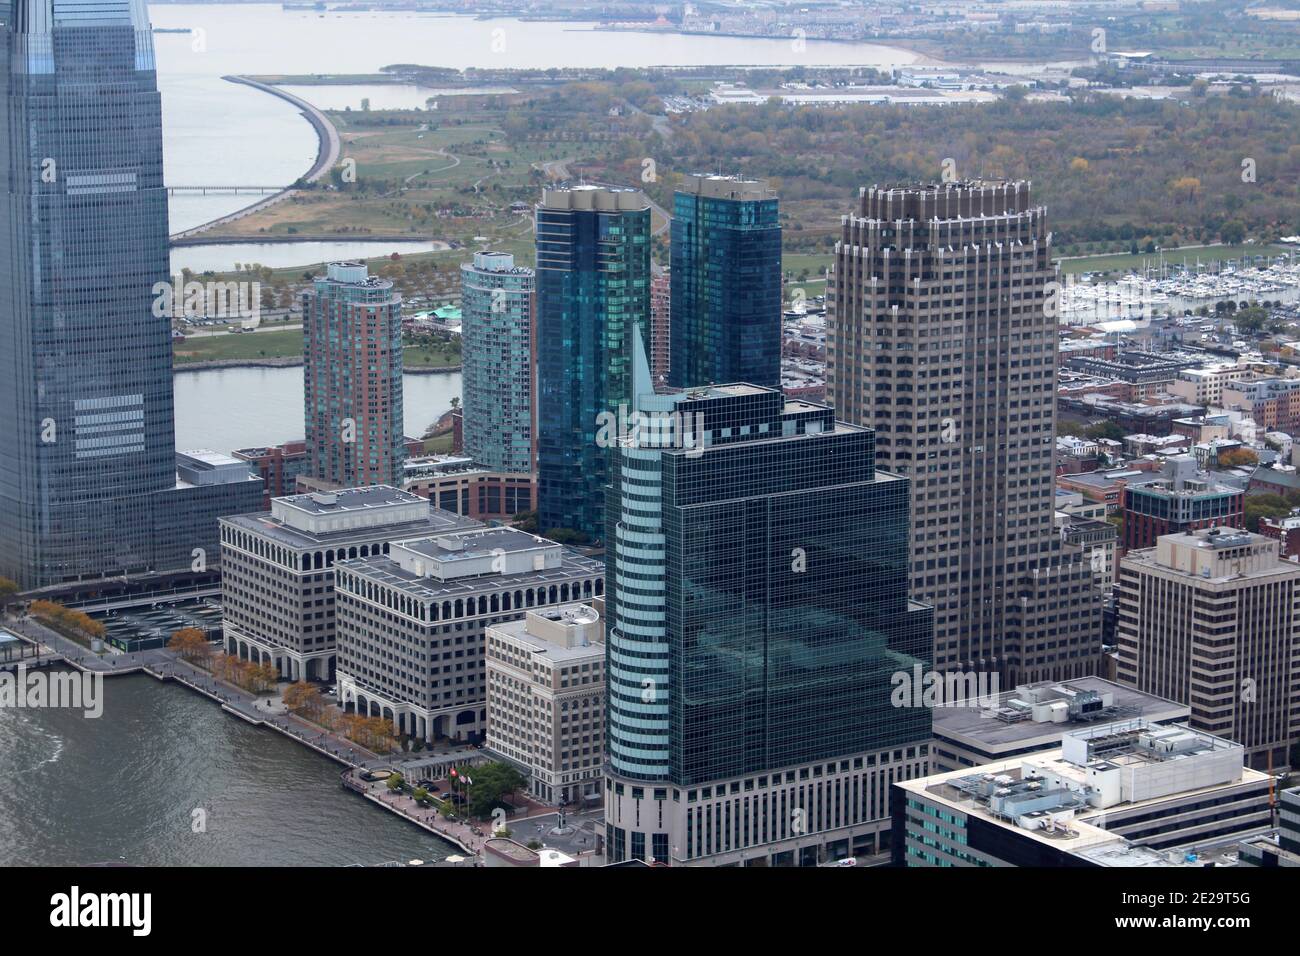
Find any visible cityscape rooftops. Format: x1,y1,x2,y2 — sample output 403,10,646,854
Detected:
903,720,1266,858
538,184,649,212
175,449,259,487
933,677,1190,762
339,528,603,602
678,172,776,201
222,486,473,547
490,604,605,662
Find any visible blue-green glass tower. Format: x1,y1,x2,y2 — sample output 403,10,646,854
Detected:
603,333,932,865
669,174,782,390
535,186,651,542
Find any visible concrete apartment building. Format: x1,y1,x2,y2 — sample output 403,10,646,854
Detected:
827,180,1102,683
219,487,473,683
1168,364,1248,408
303,262,405,488
1222,376,1300,435
1116,528,1300,770
895,720,1273,866
485,604,605,805
333,527,604,743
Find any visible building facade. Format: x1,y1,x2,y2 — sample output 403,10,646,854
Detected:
233,440,310,508
826,181,1102,683
460,251,536,475
669,174,782,390
1116,528,1300,770
402,454,535,520
303,262,405,488
895,720,1273,866
0,2,262,590
602,337,933,865
1122,456,1245,552
219,486,473,683
485,604,605,804
535,186,651,541
333,527,605,743
650,266,671,388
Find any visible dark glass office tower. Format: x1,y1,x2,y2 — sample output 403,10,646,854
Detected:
0,1,260,590
535,185,650,542
669,174,781,390
0,0,176,588
603,334,932,865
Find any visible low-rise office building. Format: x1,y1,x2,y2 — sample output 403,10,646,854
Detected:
219,486,473,683
1122,455,1244,551
334,527,604,744
485,604,605,805
895,720,1273,866
930,677,1191,773
1116,527,1300,771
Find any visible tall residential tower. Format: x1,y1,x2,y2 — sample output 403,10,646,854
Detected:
827,181,1101,684
303,261,405,489
460,251,536,475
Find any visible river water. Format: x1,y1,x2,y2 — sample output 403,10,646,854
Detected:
173,367,462,453
0,675,454,866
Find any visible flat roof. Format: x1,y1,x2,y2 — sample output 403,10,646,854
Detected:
398,527,548,563
340,548,603,601
279,486,425,514
222,504,474,550
933,677,1190,756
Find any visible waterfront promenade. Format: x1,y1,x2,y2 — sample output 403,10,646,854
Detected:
2,615,503,856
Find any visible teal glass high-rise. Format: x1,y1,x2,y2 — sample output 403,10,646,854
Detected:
460,252,536,475
670,174,782,390
603,333,932,865
535,186,651,542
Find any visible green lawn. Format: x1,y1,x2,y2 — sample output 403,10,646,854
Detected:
173,329,304,363
174,329,461,366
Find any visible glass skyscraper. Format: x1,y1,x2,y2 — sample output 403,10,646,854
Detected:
535,185,651,542
0,0,260,590
669,174,782,390
460,251,535,475
603,333,932,865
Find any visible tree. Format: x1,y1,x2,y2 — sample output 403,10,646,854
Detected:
1245,495,1290,532
1084,421,1125,442
254,660,280,694
168,627,210,665
0,576,19,610
283,680,323,719
1217,447,1259,468
387,772,405,792
466,761,527,819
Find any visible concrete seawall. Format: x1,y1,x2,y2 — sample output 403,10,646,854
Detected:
169,76,341,241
